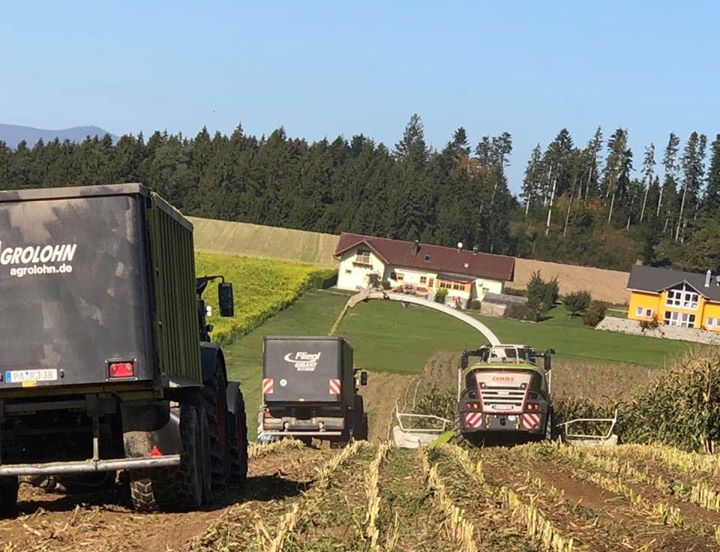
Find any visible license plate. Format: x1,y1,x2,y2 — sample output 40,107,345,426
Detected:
5,369,58,384
492,404,513,411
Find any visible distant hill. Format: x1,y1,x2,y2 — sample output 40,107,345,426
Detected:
0,123,116,148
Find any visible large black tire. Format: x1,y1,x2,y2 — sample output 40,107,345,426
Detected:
355,413,369,441
129,405,205,512
203,365,230,489
226,383,248,483
544,408,556,441
352,395,368,441
453,414,468,448
0,477,18,517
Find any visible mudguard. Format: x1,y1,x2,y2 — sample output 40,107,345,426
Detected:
200,343,225,385
121,401,183,458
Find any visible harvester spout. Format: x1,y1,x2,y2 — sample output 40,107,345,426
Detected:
334,290,501,346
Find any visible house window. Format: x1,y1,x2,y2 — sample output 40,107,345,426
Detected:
664,311,695,328
345,269,352,274
396,272,404,281
666,284,699,309
708,317,716,328
420,276,427,284
354,249,372,265
428,277,435,287
635,307,653,317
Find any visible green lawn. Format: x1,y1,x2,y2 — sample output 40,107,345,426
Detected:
340,301,689,373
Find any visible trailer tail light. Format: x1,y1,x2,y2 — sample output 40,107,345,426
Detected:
108,361,135,379
526,403,541,411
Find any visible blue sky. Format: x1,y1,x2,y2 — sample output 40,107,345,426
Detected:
1,1,718,190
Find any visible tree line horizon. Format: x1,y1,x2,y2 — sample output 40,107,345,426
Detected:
1,114,718,274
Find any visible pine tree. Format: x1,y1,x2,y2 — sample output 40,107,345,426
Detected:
522,144,542,216
658,133,680,234
676,132,706,241
639,143,655,223
583,127,603,202
705,134,720,213
602,129,631,224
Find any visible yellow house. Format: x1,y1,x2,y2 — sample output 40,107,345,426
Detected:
627,266,720,331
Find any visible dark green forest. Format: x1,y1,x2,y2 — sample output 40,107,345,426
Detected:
1,114,719,272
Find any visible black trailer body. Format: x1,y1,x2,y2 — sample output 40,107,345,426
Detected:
0,184,248,514
0,184,200,390
263,336,354,406
261,336,367,442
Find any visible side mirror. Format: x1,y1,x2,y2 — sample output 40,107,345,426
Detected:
544,353,552,371
360,371,368,386
219,282,234,317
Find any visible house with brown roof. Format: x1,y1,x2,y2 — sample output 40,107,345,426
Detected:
334,233,515,307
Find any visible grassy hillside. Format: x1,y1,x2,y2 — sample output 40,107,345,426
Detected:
195,252,335,344
191,217,339,266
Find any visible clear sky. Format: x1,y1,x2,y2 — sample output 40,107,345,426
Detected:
1,1,718,190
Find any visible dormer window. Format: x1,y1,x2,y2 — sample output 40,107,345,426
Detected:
424,254,431,262
666,283,699,309
353,248,372,266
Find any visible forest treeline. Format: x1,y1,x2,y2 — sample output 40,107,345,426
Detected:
1,114,719,272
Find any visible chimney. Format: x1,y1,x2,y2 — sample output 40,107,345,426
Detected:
706,269,712,288
412,240,420,256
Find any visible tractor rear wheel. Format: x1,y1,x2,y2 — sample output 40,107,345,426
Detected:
129,405,205,512
226,383,248,483
203,366,230,488
0,477,18,517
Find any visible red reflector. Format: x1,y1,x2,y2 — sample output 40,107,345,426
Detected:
109,361,135,379
150,446,162,457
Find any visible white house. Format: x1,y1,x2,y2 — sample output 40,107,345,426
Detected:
334,233,515,307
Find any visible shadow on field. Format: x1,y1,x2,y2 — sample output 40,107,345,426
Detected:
12,473,312,517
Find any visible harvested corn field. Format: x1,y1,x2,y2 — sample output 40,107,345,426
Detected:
5,440,720,551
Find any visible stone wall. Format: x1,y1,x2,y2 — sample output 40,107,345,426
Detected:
596,316,720,345
480,302,508,317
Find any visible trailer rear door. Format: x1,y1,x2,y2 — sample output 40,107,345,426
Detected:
0,191,154,388
263,337,347,403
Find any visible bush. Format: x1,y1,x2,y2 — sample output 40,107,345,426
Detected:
195,253,335,344
381,279,391,290
639,317,659,331
505,303,533,321
582,300,608,327
468,299,482,310
564,290,592,316
504,287,527,297
434,288,448,303
544,277,560,306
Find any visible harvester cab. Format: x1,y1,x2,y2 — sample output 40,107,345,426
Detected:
454,345,555,446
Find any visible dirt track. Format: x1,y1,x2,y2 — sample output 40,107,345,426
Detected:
0,446,328,552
